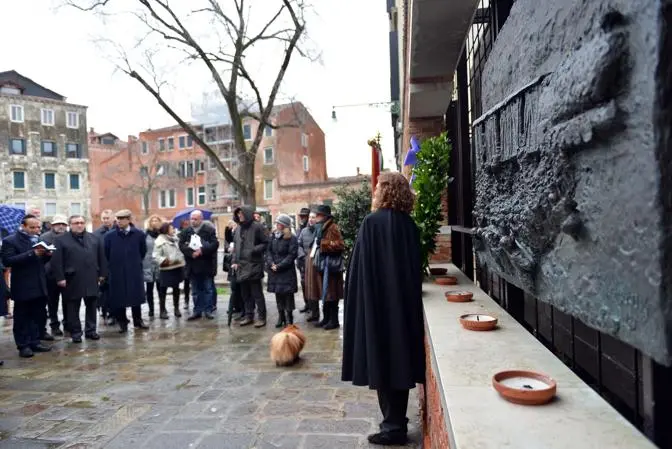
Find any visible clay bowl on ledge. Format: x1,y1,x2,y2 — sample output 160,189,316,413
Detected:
445,291,473,302
492,370,557,406
435,276,458,286
429,267,448,276
459,313,497,330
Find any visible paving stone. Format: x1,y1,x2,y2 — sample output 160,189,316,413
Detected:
258,417,301,434
297,418,373,435
164,417,220,431
344,401,381,419
197,433,256,449
0,294,421,448
0,439,62,449
255,434,304,449
143,432,201,449
304,434,363,448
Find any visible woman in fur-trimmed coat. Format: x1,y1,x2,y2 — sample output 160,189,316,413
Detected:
305,205,345,331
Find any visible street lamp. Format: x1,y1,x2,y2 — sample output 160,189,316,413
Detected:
331,101,399,121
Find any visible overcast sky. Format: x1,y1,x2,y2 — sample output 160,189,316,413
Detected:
0,0,396,177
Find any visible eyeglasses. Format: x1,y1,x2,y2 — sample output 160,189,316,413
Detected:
71,221,85,225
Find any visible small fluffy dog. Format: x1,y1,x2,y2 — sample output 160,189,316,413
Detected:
270,324,306,367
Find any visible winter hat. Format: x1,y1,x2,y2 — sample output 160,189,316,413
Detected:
298,207,310,216
314,205,332,217
275,214,292,228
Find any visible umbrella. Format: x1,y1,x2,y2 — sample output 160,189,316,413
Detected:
171,208,213,228
0,204,25,236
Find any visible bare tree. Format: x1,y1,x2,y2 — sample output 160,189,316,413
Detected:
101,139,192,219
67,0,312,207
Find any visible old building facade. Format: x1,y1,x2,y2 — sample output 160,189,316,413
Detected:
91,102,337,226
0,71,89,219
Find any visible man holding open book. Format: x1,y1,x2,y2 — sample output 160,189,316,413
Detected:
0,214,54,358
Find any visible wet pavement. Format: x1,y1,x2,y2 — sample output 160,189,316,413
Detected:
0,294,421,448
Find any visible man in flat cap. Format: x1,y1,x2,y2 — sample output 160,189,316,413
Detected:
104,210,149,333
41,215,69,337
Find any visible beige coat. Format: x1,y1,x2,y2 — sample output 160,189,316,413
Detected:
153,234,186,270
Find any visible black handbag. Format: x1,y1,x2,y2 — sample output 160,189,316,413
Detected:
313,250,344,273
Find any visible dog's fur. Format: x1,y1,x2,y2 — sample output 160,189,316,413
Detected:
270,324,306,367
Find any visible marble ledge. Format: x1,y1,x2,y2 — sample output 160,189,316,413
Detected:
423,263,655,449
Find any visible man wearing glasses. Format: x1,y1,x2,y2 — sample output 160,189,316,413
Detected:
51,215,107,343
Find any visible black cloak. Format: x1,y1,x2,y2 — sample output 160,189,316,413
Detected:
341,208,426,390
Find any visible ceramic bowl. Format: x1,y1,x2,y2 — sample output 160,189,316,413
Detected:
459,313,497,330
492,370,557,405
445,291,473,302
435,276,458,286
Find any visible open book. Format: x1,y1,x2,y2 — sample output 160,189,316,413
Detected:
32,241,56,251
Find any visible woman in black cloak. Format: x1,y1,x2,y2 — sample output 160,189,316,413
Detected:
341,171,425,446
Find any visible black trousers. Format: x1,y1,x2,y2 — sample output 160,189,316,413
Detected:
47,281,65,330
114,306,142,325
376,389,410,434
275,292,295,312
98,279,110,321
37,295,48,337
13,297,43,350
66,296,98,338
240,280,266,320
157,285,180,310
146,282,157,313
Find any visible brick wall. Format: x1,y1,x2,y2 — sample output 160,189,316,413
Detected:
430,192,451,262
265,175,370,218
419,331,451,449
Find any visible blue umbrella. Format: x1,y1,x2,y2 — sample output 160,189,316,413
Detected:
403,136,421,166
172,207,213,228
0,204,25,236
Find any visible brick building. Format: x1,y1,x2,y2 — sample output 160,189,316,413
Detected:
0,70,90,220
90,102,359,228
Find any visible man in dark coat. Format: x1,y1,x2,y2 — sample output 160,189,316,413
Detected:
178,210,219,320
93,209,115,324
0,215,53,358
341,172,425,446
104,210,148,333
41,215,69,337
232,206,268,327
296,211,316,316
51,215,107,343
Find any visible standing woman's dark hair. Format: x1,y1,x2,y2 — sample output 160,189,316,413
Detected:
341,171,424,446
159,222,173,235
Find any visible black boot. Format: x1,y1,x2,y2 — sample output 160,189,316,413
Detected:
159,298,169,319
324,302,340,330
306,300,319,322
173,296,182,318
315,302,328,328
275,310,286,328
299,303,309,313
287,310,294,325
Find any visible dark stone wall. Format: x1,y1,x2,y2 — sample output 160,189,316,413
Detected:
473,0,671,364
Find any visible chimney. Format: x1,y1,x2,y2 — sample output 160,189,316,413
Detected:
356,167,360,176
89,127,95,133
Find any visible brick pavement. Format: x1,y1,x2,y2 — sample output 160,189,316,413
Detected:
0,295,421,448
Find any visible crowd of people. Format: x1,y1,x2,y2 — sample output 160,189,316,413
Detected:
0,203,346,359
0,172,428,446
